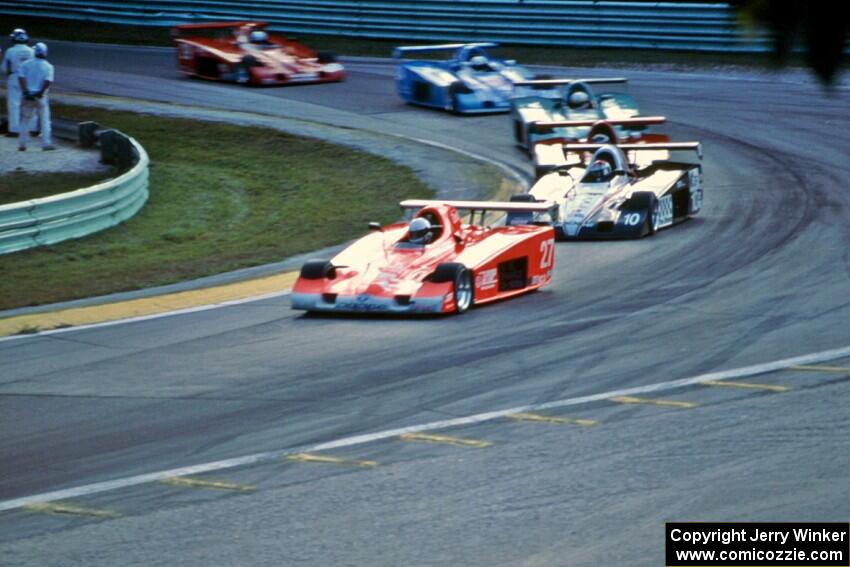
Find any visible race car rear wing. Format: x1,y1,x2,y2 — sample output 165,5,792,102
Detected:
512,77,628,87
529,116,666,134
400,199,556,213
401,199,558,227
171,21,261,36
393,43,499,59
565,142,703,160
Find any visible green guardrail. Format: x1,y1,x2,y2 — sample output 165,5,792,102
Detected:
0,121,149,255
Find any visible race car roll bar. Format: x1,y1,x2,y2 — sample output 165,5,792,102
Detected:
512,77,628,87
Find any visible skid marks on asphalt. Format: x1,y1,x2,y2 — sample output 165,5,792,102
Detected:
3,356,849,536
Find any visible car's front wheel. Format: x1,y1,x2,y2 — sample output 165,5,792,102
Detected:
625,192,659,237
431,263,474,314
234,63,251,84
300,260,336,280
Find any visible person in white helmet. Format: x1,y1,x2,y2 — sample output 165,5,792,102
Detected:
17,42,54,151
567,90,592,110
468,54,492,73
249,30,270,45
3,28,34,136
406,217,433,245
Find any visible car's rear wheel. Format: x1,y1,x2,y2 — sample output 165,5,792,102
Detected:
300,260,336,279
513,119,524,144
430,263,473,314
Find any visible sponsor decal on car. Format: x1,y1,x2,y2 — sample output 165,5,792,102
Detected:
689,168,703,213
475,268,497,291
658,194,674,227
289,73,319,81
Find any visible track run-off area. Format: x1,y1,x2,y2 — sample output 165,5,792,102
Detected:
1,42,849,565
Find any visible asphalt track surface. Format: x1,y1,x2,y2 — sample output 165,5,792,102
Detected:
2,43,850,565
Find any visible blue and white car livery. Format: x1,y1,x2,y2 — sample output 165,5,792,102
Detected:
393,43,547,114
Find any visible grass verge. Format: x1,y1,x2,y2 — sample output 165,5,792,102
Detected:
0,170,119,205
0,104,432,311
3,14,823,71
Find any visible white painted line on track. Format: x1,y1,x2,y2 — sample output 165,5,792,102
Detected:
2,343,849,513
0,290,291,344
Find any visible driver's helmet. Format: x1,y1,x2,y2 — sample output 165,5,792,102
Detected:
583,159,613,183
469,55,491,72
567,90,591,109
10,28,28,43
249,30,269,44
408,217,432,245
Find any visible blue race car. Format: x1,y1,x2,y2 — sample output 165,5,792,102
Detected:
393,43,549,114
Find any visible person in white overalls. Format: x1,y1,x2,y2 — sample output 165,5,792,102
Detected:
17,42,54,151
3,28,34,136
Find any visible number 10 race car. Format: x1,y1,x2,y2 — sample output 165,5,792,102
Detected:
291,200,557,315
172,21,345,86
510,123,703,240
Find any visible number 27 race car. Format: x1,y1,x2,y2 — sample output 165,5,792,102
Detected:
172,21,345,86
291,200,557,315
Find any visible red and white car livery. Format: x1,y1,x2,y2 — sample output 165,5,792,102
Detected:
172,21,345,86
291,200,557,315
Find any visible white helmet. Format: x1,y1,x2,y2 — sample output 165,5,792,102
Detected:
568,90,590,109
469,55,490,71
10,28,28,43
408,217,432,245
249,30,269,43
33,42,48,57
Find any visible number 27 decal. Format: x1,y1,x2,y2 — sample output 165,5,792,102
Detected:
539,238,555,269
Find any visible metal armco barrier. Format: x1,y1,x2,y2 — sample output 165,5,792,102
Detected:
0,1,773,52
0,124,149,255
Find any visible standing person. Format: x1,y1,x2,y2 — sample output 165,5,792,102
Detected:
3,28,34,137
17,42,54,151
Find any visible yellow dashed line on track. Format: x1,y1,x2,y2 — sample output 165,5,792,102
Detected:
609,395,697,409
786,364,850,373
508,412,597,426
287,453,378,468
0,271,298,336
160,476,257,491
399,432,492,448
703,380,790,392
24,502,120,518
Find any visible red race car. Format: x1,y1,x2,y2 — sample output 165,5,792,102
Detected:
172,21,345,86
291,200,557,315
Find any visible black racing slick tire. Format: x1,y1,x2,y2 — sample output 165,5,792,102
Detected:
430,263,473,314
300,260,336,280
235,62,251,85
626,191,659,237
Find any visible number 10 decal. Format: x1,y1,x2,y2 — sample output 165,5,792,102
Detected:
539,238,555,269
623,212,642,226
